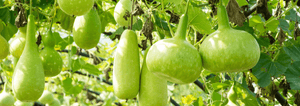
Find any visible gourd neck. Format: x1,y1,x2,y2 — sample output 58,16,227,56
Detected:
25,15,37,50
174,14,188,40
217,5,231,30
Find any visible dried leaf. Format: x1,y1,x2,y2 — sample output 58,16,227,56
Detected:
277,28,286,45
226,0,246,26
294,21,300,40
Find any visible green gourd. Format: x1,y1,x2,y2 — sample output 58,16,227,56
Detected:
199,5,260,73
46,98,61,106
38,90,54,104
9,26,27,58
14,100,33,106
57,0,94,16
12,15,45,102
139,48,168,106
73,8,101,49
0,35,9,59
146,2,202,84
40,31,63,77
114,0,136,26
113,29,140,99
0,85,15,106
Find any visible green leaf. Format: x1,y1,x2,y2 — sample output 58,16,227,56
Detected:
110,27,125,40
235,83,259,106
212,83,229,91
249,15,263,27
256,23,266,33
252,53,272,87
285,9,300,22
212,91,222,106
256,36,270,47
236,0,249,6
0,8,11,23
234,22,254,35
132,19,143,31
285,61,300,90
153,12,171,31
99,10,116,33
1,23,17,41
278,19,289,32
82,63,101,75
188,6,214,34
62,77,73,94
163,0,182,5
265,17,279,32
283,40,300,61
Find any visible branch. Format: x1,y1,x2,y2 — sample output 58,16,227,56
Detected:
170,98,180,106
72,70,112,85
57,49,106,61
194,80,207,93
275,91,289,105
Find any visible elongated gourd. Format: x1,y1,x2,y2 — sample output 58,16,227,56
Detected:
12,14,45,102
113,29,140,99
40,31,63,77
139,48,168,106
9,26,27,58
146,2,202,84
199,5,260,72
0,35,9,59
73,8,101,49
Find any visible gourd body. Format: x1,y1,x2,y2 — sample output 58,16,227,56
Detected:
38,90,54,104
114,0,136,26
146,13,202,84
139,48,167,106
14,100,33,106
113,30,140,99
0,92,15,106
9,29,26,58
0,35,9,59
12,15,45,102
57,0,94,16
40,31,63,77
73,9,101,49
199,5,260,72
46,98,60,106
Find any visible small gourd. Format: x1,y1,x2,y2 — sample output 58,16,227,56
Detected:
113,29,140,99
0,84,15,106
57,0,94,16
114,0,136,26
0,34,9,59
199,5,260,72
46,98,61,106
9,26,27,58
12,14,45,102
40,31,63,77
38,90,54,104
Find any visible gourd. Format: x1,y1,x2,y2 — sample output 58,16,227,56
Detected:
0,84,15,106
114,0,136,26
46,98,60,106
40,31,63,77
0,35,9,59
139,48,168,106
12,14,45,102
14,100,33,106
146,2,202,84
73,8,101,49
199,5,260,72
9,26,27,58
38,90,54,104
226,83,238,106
57,0,94,16
113,29,140,99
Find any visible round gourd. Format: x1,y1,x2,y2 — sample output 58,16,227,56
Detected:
199,5,260,72
57,0,94,16
46,98,60,106
14,100,33,106
146,6,202,84
73,8,101,49
114,0,136,26
38,90,54,104
12,15,45,102
9,31,26,58
0,92,15,106
113,29,140,99
0,35,9,59
139,48,168,106
40,31,63,77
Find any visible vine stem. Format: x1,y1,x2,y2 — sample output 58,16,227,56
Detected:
130,0,135,30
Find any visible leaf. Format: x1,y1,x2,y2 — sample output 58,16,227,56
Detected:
132,19,143,31
256,36,270,47
265,17,279,32
278,19,289,32
212,91,222,106
153,12,171,31
234,22,254,35
235,0,249,6
111,27,124,40
249,15,263,27
62,77,84,96
235,83,259,106
1,23,17,41
285,61,300,90
99,10,116,33
285,9,300,22
163,0,182,5
62,77,73,94
0,8,11,23
283,40,300,61
212,83,229,90
82,63,101,75
188,6,214,34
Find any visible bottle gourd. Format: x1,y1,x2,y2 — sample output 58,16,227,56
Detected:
12,15,45,102
114,0,136,26
0,34,9,59
139,48,168,106
0,84,15,106
113,30,140,99
199,5,260,72
146,3,202,84
10,26,27,58
73,8,101,49
40,31,63,77
57,0,94,16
